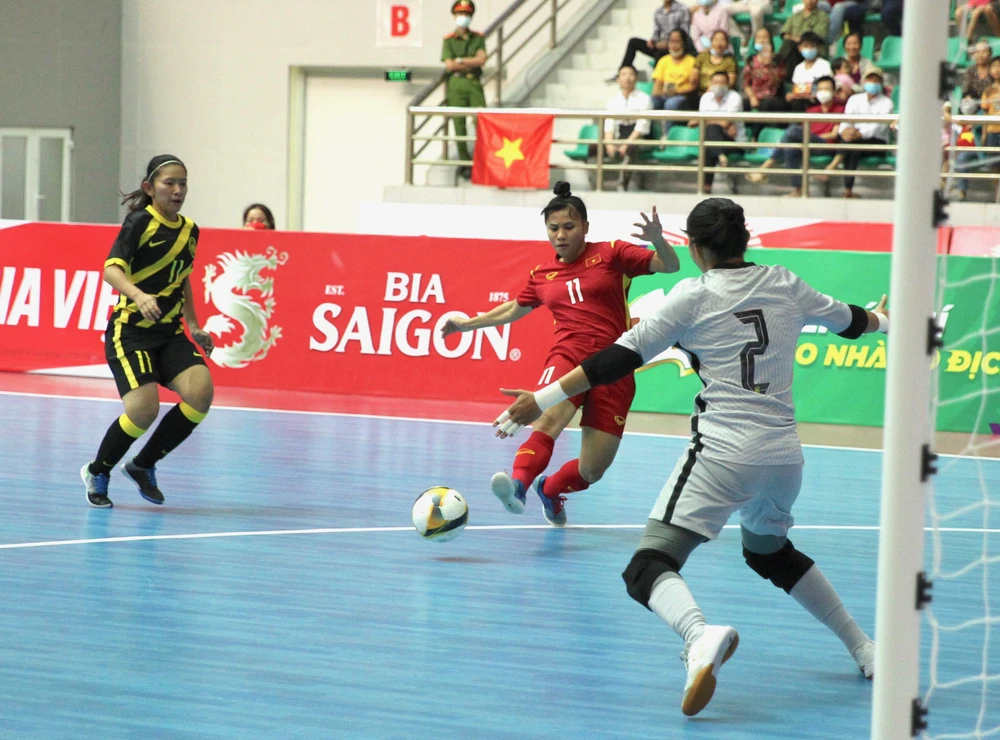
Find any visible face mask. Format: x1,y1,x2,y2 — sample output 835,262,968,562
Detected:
961,98,980,115
455,14,471,28
246,221,268,230
864,81,882,95
698,0,715,5
712,84,729,97
700,35,712,48
754,42,765,52
801,48,818,60
815,90,834,104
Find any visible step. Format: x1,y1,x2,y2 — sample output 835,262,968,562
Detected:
584,37,606,55
556,67,601,86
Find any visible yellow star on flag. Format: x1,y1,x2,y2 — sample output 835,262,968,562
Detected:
493,137,525,169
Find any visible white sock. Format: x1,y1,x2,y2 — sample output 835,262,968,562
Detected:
789,566,870,653
648,571,706,646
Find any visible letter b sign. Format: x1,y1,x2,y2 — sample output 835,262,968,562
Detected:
377,0,422,47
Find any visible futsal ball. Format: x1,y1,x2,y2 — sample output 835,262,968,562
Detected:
412,486,468,543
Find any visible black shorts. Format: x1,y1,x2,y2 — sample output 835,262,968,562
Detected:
105,321,208,398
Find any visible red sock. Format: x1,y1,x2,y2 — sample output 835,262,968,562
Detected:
542,459,590,497
511,431,555,489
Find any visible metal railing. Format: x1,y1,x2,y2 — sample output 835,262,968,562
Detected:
407,0,580,170
405,107,1000,198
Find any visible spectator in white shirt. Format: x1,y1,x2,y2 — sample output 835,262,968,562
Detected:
837,66,893,198
787,32,833,112
695,69,745,193
604,65,654,190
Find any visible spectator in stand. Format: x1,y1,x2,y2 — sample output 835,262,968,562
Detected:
694,30,738,94
695,69,746,193
950,97,982,201
747,76,844,195
956,1,1000,42
840,32,872,84
724,0,772,35
614,0,692,79
742,30,788,140
980,56,1000,198
604,65,654,191
690,0,732,53
826,0,869,49
243,203,275,230
787,33,833,112
964,40,995,99
652,30,699,128
831,57,857,102
838,66,893,198
881,0,903,35
779,0,830,68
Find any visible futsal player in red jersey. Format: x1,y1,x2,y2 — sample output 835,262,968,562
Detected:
440,182,681,526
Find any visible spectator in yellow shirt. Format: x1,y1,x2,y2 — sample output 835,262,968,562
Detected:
652,30,699,131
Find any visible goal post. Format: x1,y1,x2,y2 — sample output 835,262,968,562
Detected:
871,2,951,738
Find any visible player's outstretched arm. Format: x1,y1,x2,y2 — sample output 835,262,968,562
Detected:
632,206,680,273
493,344,643,438
862,294,889,334
440,300,532,337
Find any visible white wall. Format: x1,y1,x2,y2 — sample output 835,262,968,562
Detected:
120,0,509,230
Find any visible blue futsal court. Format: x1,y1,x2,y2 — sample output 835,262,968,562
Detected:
1,389,997,738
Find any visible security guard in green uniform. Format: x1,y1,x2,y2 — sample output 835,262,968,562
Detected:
442,0,486,177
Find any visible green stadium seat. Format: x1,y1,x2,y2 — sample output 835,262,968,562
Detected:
878,36,902,72
742,127,785,165
564,124,598,161
651,126,700,163
731,36,744,65
948,37,969,68
890,84,900,111
636,80,653,96
771,0,794,24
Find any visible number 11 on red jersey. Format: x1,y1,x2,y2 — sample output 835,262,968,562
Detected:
567,278,584,305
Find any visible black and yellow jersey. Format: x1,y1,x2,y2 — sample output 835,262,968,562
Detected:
105,205,199,330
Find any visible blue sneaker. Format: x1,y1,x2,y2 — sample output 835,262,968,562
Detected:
535,476,567,527
490,471,526,514
121,458,165,505
80,463,113,508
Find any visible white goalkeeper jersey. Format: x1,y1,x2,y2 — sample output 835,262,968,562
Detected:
616,262,855,466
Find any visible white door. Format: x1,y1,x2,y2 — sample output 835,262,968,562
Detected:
302,77,411,233
0,128,73,222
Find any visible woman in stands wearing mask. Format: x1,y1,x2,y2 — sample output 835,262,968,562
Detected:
786,32,832,112
690,0,731,54
742,29,788,141
964,40,994,99
242,203,275,230
694,30,737,95
442,183,680,527
652,30,699,128
950,97,983,201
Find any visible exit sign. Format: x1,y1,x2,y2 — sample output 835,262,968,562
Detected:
384,69,412,82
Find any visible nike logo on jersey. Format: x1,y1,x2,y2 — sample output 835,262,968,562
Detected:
545,271,559,280
150,240,166,247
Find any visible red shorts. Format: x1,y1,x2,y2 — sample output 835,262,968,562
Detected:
537,350,635,438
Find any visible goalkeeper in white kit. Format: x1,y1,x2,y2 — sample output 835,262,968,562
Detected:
494,197,888,717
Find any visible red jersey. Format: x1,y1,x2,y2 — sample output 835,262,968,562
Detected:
516,240,655,363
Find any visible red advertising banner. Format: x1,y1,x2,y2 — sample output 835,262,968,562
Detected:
0,223,555,402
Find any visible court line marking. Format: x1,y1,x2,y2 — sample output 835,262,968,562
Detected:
2,389,996,460
0,523,997,551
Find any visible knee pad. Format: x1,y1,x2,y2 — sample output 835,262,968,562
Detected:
621,548,681,609
743,540,814,594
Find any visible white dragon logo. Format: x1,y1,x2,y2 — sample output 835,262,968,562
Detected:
202,247,289,369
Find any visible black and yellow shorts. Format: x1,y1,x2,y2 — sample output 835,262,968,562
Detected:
105,321,208,398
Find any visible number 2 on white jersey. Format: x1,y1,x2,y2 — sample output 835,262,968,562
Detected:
566,278,584,305
734,309,770,394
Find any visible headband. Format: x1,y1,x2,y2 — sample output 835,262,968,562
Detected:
146,159,185,181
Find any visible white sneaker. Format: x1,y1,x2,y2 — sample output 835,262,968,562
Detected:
490,471,526,514
852,640,875,679
681,625,739,717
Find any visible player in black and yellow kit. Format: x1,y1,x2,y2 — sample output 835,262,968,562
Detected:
81,155,214,508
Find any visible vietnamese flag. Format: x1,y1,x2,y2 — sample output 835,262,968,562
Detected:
472,113,554,189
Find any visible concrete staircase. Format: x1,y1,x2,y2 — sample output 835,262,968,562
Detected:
523,0,674,190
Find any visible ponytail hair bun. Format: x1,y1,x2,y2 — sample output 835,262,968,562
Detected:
683,197,750,260
541,181,588,222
